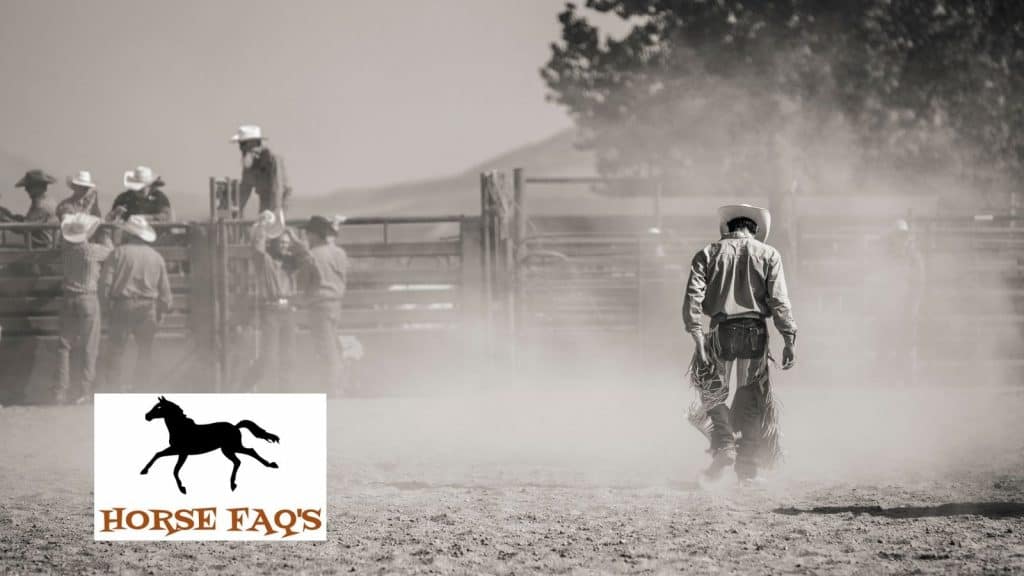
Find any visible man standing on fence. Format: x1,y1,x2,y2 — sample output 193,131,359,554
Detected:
683,204,798,483
54,212,112,405
100,215,172,392
248,210,308,392
232,125,291,215
297,215,348,394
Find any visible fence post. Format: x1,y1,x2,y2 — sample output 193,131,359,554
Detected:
512,168,526,361
480,173,494,357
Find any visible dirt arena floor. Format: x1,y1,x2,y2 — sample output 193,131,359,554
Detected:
2,382,1024,574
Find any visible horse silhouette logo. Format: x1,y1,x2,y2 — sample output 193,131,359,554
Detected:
140,396,280,494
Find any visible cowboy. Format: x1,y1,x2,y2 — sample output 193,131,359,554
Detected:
232,125,291,215
247,210,309,391
54,212,113,404
109,166,173,223
56,171,103,221
9,169,58,247
100,215,173,392
683,204,798,483
296,215,349,393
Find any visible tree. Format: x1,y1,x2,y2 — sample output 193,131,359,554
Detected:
542,0,1024,192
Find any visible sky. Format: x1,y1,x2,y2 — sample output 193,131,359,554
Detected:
0,0,581,211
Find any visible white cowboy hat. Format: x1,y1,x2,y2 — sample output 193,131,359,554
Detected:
124,166,158,192
67,170,96,189
119,214,157,243
718,204,771,242
230,125,265,143
60,213,102,244
255,209,286,239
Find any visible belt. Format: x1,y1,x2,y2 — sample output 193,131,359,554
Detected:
263,298,293,308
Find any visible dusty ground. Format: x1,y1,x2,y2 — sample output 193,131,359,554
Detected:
1,383,1024,574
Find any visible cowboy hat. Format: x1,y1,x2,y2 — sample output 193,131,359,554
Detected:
60,213,102,244
230,125,265,143
304,215,337,238
67,170,96,189
123,166,158,191
119,214,157,243
255,209,286,239
15,169,57,188
718,204,771,242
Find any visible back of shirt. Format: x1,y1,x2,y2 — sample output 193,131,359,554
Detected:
683,233,797,338
299,243,349,301
102,243,172,310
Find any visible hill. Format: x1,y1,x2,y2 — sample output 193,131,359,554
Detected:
290,129,596,217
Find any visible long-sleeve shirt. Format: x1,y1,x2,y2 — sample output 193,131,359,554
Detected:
62,241,113,295
297,243,349,303
683,231,797,341
251,234,307,301
100,243,173,311
22,198,57,247
56,190,102,221
239,147,290,215
110,189,173,222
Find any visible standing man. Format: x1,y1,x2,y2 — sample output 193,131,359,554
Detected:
12,169,58,247
100,215,173,392
297,215,348,394
231,125,291,215
110,166,173,222
683,204,798,483
248,210,308,392
54,213,112,404
56,171,102,221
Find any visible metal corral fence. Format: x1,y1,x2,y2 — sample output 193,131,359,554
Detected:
498,169,1024,383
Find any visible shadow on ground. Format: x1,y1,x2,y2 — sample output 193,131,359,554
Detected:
774,502,1024,519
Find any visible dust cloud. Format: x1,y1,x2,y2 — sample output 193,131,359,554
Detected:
324,67,1022,491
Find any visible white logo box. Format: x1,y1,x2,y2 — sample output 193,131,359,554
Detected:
94,393,326,541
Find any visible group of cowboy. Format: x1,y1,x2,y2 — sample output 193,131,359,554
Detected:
1,123,289,235
0,125,354,403
1,166,170,248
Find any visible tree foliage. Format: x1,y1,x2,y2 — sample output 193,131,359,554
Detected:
541,0,1024,190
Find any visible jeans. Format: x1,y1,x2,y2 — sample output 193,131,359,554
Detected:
704,357,771,477
254,305,296,392
695,318,777,478
107,299,159,392
55,294,101,402
307,300,342,393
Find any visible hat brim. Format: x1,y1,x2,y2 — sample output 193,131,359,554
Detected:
67,177,96,189
718,204,771,242
16,173,57,188
231,135,265,143
61,218,101,244
120,224,157,243
124,171,156,191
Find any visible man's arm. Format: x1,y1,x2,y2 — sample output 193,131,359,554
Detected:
765,250,798,368
150,192,173,223
156,255,173,320
267,153,284,213
98,250,116,308
682,248,710,363
237,170,254,215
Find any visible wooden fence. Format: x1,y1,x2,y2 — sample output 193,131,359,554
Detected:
0,215,481,403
